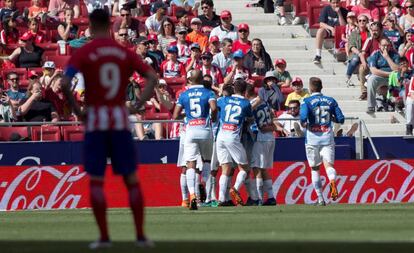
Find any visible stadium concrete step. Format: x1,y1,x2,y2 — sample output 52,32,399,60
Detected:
267,51,338,63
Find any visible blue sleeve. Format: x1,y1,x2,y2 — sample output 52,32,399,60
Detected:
300,101,308,123
64,65,79,79
332,99,345,124
368,52,378,68
177,93,184,107
208,91,216,101
245,103,253,118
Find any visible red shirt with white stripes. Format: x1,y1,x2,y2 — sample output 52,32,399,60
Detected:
160,59,186,78
196,64,224,86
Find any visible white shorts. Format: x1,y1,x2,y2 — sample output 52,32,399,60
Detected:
216,139,248,165
251,141,275,169
183,138,213,163
177,133,186,167
305,144,335,167
210,141,220,171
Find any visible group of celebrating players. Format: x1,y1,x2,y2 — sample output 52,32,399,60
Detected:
173,69,345,210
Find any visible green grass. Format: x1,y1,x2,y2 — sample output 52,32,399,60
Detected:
1,204,414,253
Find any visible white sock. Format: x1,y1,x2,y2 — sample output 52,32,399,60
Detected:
180,173,188,200
201,162,210,183
205,173,212,202
219,175,229,202
234,170,247,191
311,170,323,201
211,176,217,201
225,176,231,201
316,49,322,57
195,172,200,197
256,178,263,200
186,168,196,195
326,167,337,181
264,179,274,199
248,178,258,201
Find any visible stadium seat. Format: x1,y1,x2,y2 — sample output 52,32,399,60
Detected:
144,110,170,120
46,55,71,69
31,126,62,141
165,77,186,86
0,126,29,141
291,0,310,18
38,43,59,56
62,125,85,141
15,0,31,13
334,25,347,62
250,75,264,87
307,0,329,32
72,18,90,33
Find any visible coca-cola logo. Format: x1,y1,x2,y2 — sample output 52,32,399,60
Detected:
0,166,86,211
273,160,414,204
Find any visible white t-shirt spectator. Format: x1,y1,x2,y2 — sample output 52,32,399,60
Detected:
277,112,302,137
212,52,232,75
209,25,238,43
84,0,112,13
145,14,162,32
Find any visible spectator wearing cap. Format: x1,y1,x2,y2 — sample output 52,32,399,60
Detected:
27,18,49,44
0,15,19,44
197,0,221,35
256,71,284,111
197,51,224,93
284,78,309,106
209,10,238,43
274,58,292,88
48,0,80,20
169,26,192,64
340,11,357,57
383,12,404,50
243,38,273,76
40,61,57,88
185,43,202,72
313,0,347,64
176,9,191,32
145,0,168,33
187,17,209,52
232,23,251,54
0,32,45,68
57,8,78,41
5,71,26,112
224,49,251,85
113,7,146,41
28,70,40,89
351,0,379,22
160,45,187,78
212,38,233,75
158,18,176,55
115,27,135,49
135,36,159,72
147,33,165,67
208,35,221,55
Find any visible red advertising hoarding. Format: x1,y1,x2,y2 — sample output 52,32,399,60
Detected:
0,160,413,211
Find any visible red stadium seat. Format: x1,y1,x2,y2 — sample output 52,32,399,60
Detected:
15,0,31,13
0,126,29,141
292,0,310,18
165,77,186,86
250,75,264,87
31,126,62,141
46,55,71,69
307,1,329,31
144,110,170,120
72,17,89,33
38,43,59,56
62,125,85,141
334,25,347,62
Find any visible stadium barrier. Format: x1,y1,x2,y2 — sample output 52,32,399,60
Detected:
0,159,413,211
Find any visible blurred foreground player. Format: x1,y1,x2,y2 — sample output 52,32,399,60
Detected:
61,9,158,249
300,77,344,206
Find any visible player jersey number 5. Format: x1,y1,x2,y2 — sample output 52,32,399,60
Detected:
100,63,120,100
313,105,330,124
190,98,201,117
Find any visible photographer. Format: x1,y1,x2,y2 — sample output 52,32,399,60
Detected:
0,83,15,122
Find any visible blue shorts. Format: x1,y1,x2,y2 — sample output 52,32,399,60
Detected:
84,130,137,177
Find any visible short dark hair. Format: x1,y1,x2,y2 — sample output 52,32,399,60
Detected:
176,9,188,19
222,84,234,96
400,56,409,63
288,100,300,107
309,77,322,92
246,83,256,97
89,9,110,30
234,80,247,94
222,38,233,46
201,0,214,7
370,21,383,30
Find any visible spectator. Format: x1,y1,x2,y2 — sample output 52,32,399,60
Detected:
1,32,45,68
135,36,159,71
19,81,58,122
387,0,404,21
145,0,167,34
212,38,233,75
284,78,309,106
388,57,411,113
341,12,357,57
275,0,288,26
209,10,238,43
48,0,80,20
224,50,251,85
170,26,191,64
40,61,57,88
84,0,113,14
359,21,385,100
115,27,134,49
113,7,146,41
27,18,48,44
0,0,18,23
186,17,209,52
185,43,202,72
197,0,221,35
366,37,400,113
28,70,41,88
232,23,251,54
57,8,78,41
0,16,19,44
351,0,380,22
5,72,26,112
313,0,347,64
28,0,48,20
158,18,176,55
243,38,273,76
400,0,414,31
208,35,221,55
256,71,284,111
147,33,165,67
383,13,404,50
275,100,303,137
113,0,133,16
399,27,414,58
160,45,186,78
175,8,190,32
274,58,292,88
0,83,15,122
197,51,223,93
345,14,369,87
44,73,71,120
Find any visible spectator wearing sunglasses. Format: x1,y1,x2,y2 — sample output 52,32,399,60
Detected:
187,17,209,52
145,1,167,34
197,51,223,94
197,0,221,35
400,0,414,31
5,72,27,112
209,10,238,43
115,27,135,49
169,26,192,64
135,36,159,72
232,23,251,54
113,7,146,41
350,0,380,22
275,100,303,137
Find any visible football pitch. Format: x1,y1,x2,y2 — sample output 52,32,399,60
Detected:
1,204,414,253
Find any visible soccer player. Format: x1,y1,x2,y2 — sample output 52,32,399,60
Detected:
216,80,253,206
61,9,158,249
172,69,217,210
300,77,345,206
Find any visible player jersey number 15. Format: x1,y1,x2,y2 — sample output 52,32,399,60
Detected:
313,105,330,124
100,63,121,100
225,104,242,124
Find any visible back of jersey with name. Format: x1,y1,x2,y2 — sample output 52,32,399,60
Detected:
251,98,274,142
